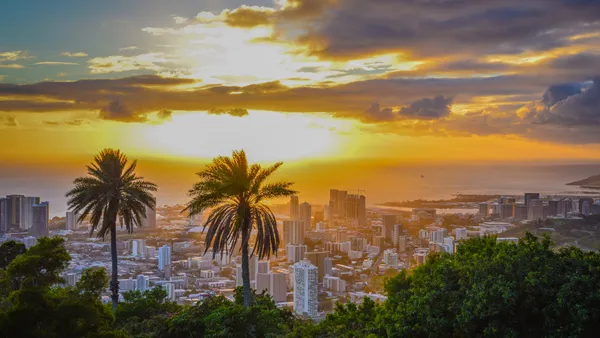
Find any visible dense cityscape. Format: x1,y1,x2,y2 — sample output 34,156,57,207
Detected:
2,188,599,320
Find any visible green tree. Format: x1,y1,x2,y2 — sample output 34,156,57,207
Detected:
66,149,157,313
185,150,295,307
115,287,180,337
0,240,26,269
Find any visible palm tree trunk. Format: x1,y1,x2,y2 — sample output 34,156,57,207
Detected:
241,228,252,307
110,223,119,312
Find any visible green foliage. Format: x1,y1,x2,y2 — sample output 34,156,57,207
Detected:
6,237,70,290
0,238,114,337
115,287,181,337
0,240,26,269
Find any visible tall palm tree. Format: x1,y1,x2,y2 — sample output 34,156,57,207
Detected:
185,150,295,307
66,149,157,312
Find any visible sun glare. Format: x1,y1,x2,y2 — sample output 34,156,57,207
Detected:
139,111,353,162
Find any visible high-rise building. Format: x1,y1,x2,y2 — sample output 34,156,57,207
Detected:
0,197,7,233
249,255,258,281
119,278,137,292
443,237,454,254
142,204,156,228
524,193,540,207
290,196,299,220
23,236,37,248
382,215,396,241
66,211,79,230
579,198,594,216
293,260,319,318
236,265,243,287
305,251,328,280
383,249,399,268
558,198,573,216
350,236,368,251
324,275,346,292
256,273,271,294
429,228,446,244
21,196,40,230
500,203,515,219
32,201,49,237
137,275,150,292
158,245,171,271
65,273,78,287
515,204,528,221
256,260,270,280
455,228,468,240
499,196,516,204
358,195,366,226
270,273,287,303
132,239,146,257
287,244,307,263
5,195,23,230
299,202,312,229
398,236,408,252
324,257,333,276
527,199,544,221
478,203,489,217
392,223,403,246
162,283,175,301
283,220,304,245
548,200,560,216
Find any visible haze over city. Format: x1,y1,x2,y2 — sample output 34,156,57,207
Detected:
2,1,600,336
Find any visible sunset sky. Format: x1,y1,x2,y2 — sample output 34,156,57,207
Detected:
2,0,600,208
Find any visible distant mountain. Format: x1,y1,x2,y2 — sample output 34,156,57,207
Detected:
567,174,600,187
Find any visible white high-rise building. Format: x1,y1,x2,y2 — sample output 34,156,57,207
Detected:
162,283,175,301
443,237,454,254
137,275,150,292
455,228,468,240
132,239,146,258
158,245,171,271
383,250,398,268
65,273,77,286
293,260,319,318
119,278,137,292
290,196,299,220
287,244,307,263
429,228,446,244
66,211,79,230
324,275,346,292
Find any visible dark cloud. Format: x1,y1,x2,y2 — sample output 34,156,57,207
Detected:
364,103,395,121
207,108,249,117
99,100,146,122
43,119,84,126
224,6,273,28
266,0,600,60
535,79,600,125
542,83,583,106
399,96,453,119
1,115,18,127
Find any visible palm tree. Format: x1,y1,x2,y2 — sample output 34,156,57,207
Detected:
185,150,295,307
66,149,157,312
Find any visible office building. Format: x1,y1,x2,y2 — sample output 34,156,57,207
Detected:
558,198,573,216
382,214,396,241
305,251,328,280
479,203,489,217
500,203,515,219
158,245,171,271
455,228,468,240
270,273,287,303
324,275,346,292
132,239,146,257
299,202,312,229
548,200,559,217
325,241,350,255
527,199,544,221
283,220,305,245
287,244,307,263
345,194,367,226
429,228,446,244
293,260,319,318
0,198,7,233
142,204,156,228
392,223,403,246
398,236,408,252
256,260,270,280
524,193,540,207
579,198,594,216
5,195,23,230
66,211,79,230
329,189,347,219
499,196,516,205
137,275,150,292
514,204,528,221
383,250,398,268
162,283,175,301
290,196,299,220
324,257,333,276
32,202,49,237
350,236,368,251
256,273,271,294
119,278,137,292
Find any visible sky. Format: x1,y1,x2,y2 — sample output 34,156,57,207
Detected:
2,0,600,208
